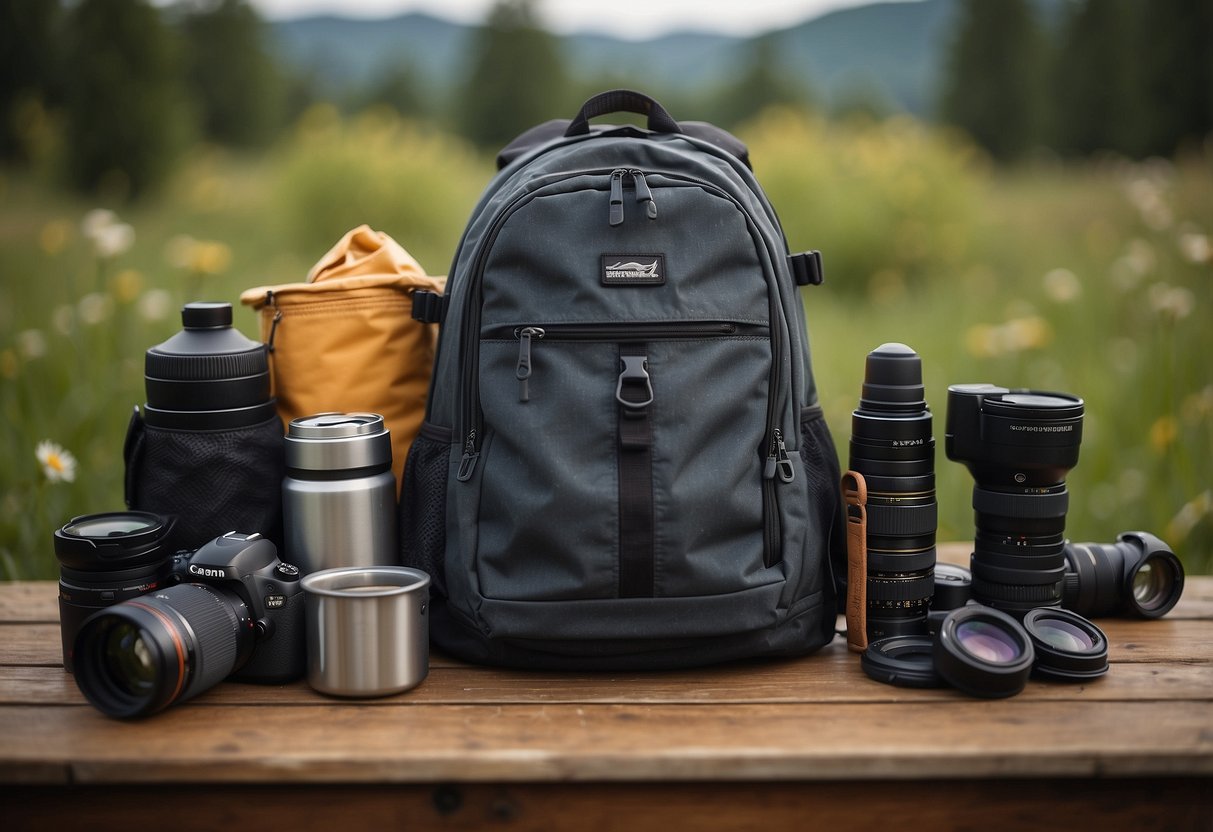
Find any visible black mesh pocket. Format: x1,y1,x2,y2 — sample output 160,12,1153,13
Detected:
399,422,452,599
800,406,846,601
125,411,285,552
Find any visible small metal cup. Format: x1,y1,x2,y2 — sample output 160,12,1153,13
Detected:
300,566,429,698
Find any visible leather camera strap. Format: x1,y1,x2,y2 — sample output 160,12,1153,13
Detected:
841,470,869,653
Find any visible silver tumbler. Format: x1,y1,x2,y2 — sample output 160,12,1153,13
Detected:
283,413,398,575
301,565,429,698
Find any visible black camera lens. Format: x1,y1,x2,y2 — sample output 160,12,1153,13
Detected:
53,512,176,673
934,605,1035,698
945,385,1083,615
1063,531,1185,619
73,582,255,718
849,343,937,640
1022,608,1109,682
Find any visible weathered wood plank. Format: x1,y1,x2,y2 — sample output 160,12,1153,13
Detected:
6,613,1211,669
3,779,1211,832
4,658,1210,708
0,582,57,622
0,700,1209,784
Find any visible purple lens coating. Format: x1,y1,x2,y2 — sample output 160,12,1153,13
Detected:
1034,618,1095,651
955,620,1022,663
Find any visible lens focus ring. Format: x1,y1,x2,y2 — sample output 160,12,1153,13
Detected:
973,487,1069,520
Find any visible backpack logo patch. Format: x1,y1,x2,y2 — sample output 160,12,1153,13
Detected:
601,255,666,286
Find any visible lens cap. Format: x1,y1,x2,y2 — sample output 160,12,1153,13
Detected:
932,563,972,611
934,605,1035,698
861,635,943,688
1022,608,1109,682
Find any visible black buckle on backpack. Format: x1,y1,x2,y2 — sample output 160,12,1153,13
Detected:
790,250,824,286
412,290,448,324
615,355,654,412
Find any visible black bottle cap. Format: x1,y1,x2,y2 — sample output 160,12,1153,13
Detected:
181,302,234,330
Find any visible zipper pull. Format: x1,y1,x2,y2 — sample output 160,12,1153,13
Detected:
609,169,626,226
265,290,282,353
457,431,479,482
515,326,544,402
630,170,658,219
764,429,796,483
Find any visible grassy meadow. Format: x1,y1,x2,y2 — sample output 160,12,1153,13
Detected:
1,107,1210,579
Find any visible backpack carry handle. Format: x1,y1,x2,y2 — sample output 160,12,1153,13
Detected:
565,90,682,137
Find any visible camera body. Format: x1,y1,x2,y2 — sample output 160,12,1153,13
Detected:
73,530,305,718
170,531,306,683
945,384,1084,614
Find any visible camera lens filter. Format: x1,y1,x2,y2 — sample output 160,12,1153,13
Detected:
934,605,1035,698
1022,608,1109,682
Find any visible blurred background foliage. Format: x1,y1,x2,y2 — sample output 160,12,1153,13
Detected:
0,0,1210,578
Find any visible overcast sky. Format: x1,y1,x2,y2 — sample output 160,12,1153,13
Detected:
246,0,913,38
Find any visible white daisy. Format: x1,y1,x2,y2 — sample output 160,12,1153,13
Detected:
35,440,77,484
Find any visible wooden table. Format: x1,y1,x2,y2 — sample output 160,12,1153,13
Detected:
2,544,1211,831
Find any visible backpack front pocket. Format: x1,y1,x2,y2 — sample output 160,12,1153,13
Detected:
474,321,780,605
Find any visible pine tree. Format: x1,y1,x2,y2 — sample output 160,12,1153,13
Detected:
940,0,1046,161
1135,0,1213,157
710,35,812,128
1052,0,1142,157
179,0,285,147
0,0,61,162
457,0,570,150
62,0,194,196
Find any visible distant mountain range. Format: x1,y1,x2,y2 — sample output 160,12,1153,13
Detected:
269,0,1065,115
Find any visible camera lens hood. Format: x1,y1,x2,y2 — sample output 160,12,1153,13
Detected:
1022,608,1109,682
54,512,175,572
934,605,1035,698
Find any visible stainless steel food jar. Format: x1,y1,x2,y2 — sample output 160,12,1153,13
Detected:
283,413,398,575
301,566,430,698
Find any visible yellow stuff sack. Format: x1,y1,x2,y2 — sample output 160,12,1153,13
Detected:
240,225,445,491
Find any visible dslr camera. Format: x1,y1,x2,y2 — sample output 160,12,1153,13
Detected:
71,527,306,718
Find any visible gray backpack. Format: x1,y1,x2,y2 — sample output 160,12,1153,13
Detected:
402,91,844,669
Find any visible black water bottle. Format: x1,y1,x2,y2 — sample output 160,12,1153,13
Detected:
125,302,285,551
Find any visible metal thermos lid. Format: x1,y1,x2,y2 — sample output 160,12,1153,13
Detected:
285,413,392,473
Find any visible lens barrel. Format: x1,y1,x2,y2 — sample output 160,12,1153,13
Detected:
1063,532,1184,619
849,343,937,640
72,582,255,718
946,386,1083,616
54,512,176,673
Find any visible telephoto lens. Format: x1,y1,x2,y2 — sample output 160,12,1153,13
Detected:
53,512,176,673
72,582,256,718
1063,531,1185,619
849,343,937,640
946,385,1083,616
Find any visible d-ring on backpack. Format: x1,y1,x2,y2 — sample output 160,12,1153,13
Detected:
401,90,844,669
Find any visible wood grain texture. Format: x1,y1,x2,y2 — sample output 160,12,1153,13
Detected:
4,780,1212,832
1,700,1210,784
4,658,1211,707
